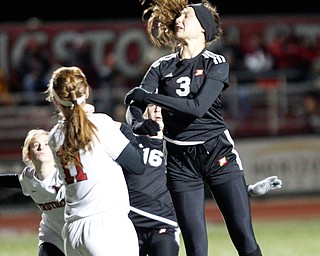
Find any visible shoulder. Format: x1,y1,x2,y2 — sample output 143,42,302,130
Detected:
202,50,228,65
19,167,35,182
88,113,114,127
88,112,112,120
151,52,178,69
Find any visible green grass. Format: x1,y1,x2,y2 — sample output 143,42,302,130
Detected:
179,218,320,256
0,218,319,256
0,231,38,256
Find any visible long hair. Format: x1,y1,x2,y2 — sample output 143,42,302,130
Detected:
140,0,223,50
46,66,98,167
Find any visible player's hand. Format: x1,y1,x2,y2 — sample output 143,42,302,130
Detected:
132,119,160,136
248,176,282,197
124,87,150,105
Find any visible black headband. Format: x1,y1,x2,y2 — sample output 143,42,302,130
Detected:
189,3,216,42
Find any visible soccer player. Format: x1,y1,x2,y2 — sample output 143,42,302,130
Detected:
0,129,65,256
46,66,146,256
125,1,271,255
121,104,180,256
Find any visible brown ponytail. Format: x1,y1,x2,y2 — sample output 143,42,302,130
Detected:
46,66,98,167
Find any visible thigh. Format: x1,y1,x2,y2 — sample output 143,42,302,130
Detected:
65,214,139,256
166,143,204,193
85,214,139,256
170,188,208,256
210,176,259,254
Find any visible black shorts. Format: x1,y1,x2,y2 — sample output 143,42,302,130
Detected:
165,130,244,192
136,227,179,256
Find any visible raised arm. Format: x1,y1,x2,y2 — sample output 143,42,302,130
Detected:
115,123,146,175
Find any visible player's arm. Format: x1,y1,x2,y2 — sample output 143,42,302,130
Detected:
147,79,224,117
125,63,228,118
125,62,161,136
248,176,282,197
119,123,139,146
126,102,160,136
0,173,21,188
115,125,146,175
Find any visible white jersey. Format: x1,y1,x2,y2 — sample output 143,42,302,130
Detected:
49,113,131,222
19,166,65,252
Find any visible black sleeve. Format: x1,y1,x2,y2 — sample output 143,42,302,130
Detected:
0,174,21,188
126,102,147,128
147,79,225,118
116,139,146,175
120,123,138,146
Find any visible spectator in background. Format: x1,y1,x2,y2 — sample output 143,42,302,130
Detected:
243,34,273,75
97,52,122,87
16,38,51,105
267,28,317,81
0,69,15,106
303,89,320,133
95,51,129,115
63,38,99,89
217,27,244,74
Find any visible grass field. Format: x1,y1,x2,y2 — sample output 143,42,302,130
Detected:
0,218,319,256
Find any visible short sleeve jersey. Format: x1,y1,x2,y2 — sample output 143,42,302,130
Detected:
49,113,131,222
19,167,65,239
140,49,230,143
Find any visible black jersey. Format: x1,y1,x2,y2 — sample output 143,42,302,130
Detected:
132,49,229,144
120,124,177,229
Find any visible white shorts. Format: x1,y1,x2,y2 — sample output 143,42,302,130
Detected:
63,212,139,256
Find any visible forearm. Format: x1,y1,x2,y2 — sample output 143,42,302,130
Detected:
127,104,145,126
0,174,21,188
148,80,224,117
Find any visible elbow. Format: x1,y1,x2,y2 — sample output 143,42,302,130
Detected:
187,100,207,118
193,110,206,118
132,164,146,175
116,144,146,175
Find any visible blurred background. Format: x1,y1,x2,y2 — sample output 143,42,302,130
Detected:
0,0,319,221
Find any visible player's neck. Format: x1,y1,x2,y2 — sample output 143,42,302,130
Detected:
35,161,56,180
179,39,205,59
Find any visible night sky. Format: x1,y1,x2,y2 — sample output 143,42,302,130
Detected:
1,0,319,23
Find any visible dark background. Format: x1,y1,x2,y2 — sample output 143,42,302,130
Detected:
1,0,319,23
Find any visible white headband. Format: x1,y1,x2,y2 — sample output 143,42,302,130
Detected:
53,90,86,107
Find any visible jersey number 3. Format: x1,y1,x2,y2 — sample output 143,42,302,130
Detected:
176,76,191,97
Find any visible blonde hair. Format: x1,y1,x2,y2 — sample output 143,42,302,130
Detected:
140,0,222,50
46,66,98,167
22,129,49,167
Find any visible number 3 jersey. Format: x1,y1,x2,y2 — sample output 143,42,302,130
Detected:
137,49,230,144
123,133,178,229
